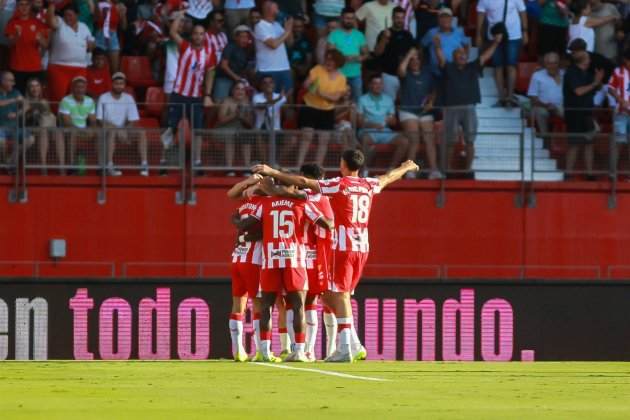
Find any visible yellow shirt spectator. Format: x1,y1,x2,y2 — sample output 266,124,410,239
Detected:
303,64,348,111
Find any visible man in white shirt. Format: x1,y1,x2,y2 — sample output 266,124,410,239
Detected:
252,75,287,162
254,1,293,98
476,0,528,108
527,52,564,138
97,72,147,176
356,0,395,52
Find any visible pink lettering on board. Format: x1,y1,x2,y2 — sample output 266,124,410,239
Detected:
69,288,94,360
442,289,475,361
98,298,132,360
138,288,171,360
481,299,514,361
403,299,436,361
364,299,397,360
177,298,210,360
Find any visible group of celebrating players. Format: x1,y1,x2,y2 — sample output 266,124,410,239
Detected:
227,149,419,363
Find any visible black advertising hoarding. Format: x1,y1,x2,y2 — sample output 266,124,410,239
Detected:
0,279,629,361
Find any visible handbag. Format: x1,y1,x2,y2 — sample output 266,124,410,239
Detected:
490,0,510,39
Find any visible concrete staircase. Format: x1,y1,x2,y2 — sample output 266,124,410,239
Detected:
472,68,564,181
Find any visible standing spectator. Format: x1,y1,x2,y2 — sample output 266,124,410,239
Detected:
0,0,16,70
568,37,616,106
286,15,313,86
358,74,409,174
254,1,293,98
167,16,216,171
537,0,569,58
0,71,31,170
205,9,228,62
608,49,630,174
216,81,254,175
415,0,441,42
563,52,604,179
94,0,128,73
568,0,617,54
252,75,286,163
4,0,49,93
476,0,528,108
96,72,147,176
224,0,256,36
328,7,369,102
313,0,345,38
214,25,252,102
86,48,112,98
297,49,347,168
435,33,503,173
46,3,95,104
275,0,307,22
422,8,469,77
590,0,621,62
75,0,95,34
527,52,564,138
24,77,57,172
356,0,396,52
57,76,96,172
398,48,442,179
248,7,261,30
374,6,415,99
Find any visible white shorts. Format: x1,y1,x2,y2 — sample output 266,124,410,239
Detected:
399,110,434,123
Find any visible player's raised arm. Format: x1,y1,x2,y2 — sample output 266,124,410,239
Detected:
251,164,321,193
226,174,263,199
377,160,420,190
258,176,308,200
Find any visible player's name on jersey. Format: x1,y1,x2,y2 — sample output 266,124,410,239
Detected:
342,185,372,195
271,199,297,208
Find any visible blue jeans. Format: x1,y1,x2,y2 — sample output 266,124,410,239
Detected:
95,30,121,52
492,39,522,67
347,76,363,102
213,77,234,102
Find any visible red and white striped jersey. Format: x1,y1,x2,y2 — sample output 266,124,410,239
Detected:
204,31,228,62
232,197,263,265
304,190,334,269
318,176,382,253
253,197,324,270
172,40,217,98
608,66,630,114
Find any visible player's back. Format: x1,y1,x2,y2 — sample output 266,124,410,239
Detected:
232,196,263,265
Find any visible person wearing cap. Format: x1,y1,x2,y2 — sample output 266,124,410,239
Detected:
57,75,96,174
96,72,148,177
422,7,469,77
213,25,253,102
46,2,95,105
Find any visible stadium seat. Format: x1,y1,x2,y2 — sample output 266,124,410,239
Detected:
144,87,166,118
121,56,159,88
516,62,539,94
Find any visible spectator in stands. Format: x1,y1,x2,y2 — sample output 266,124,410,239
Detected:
275,0,307,23
94,0,127,73
0,0,16,70
435,33,504,174
590,0,622,63
214,25,252,102
297,49,348,168
0,71,31,171
87,49,112,99
568,37,615,106
608,49,630,174
537,0,569,58
166,16,216,172
358,74,409,174
313,0,345,38
224,0,256,36
46,3,95,104
58,76,96,173
248,7,261,30
96,72,147,176
398,48,442,180
254,1,293,99
563,51,605,179
24,77,57,173
356,0,396,52
76,0,95,35
476,0,528,108
205,9,228,61
4,0,49,94
315,19,337,66
334,88,358,150
253,75,287,163
327,7,368,102
374,6,415,100
415,0,441,42
527,52,564,138
568,0,617,54
422,7,469,77
216,81,254,175
286,15,313,87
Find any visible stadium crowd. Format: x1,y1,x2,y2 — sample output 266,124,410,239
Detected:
0,0,629,178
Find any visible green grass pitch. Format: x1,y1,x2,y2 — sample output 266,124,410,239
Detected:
1,362,629,419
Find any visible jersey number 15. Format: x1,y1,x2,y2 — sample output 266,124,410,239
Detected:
271,210,295,239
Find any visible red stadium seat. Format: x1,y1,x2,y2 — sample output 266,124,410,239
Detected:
144,87,166,118
121,56,159,88
516,62,539,94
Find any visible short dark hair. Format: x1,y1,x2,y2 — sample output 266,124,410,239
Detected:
325,49,346,69
60,3,79,15
294,14,307,22
392,6,406,17
208,9,224,21
342,6,355,15
568,38,587,53
300,164,325,180
570,0,589,16
368,73,383,83
342,149,365,172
